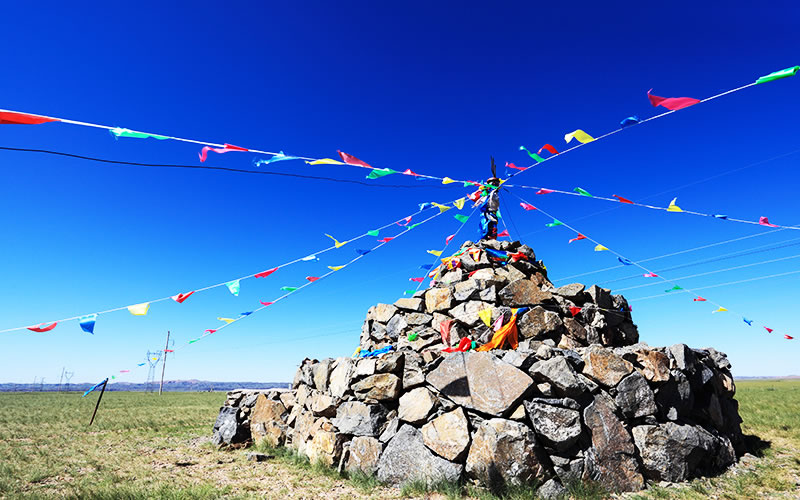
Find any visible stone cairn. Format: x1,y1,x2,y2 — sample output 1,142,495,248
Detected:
212,238,744,496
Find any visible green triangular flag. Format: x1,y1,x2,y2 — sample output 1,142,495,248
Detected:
545,219,563,227
188,339,199,344
366,168,397,179
665,285,683,292
408,223,422,229
280,286,298,292
225,280,240,296
520,146,545,162
755,65,799,85
574,187,593,197
367,229,379,237
110,127,168,140
408,332,419,341
404,290,417,295
454,214,469,223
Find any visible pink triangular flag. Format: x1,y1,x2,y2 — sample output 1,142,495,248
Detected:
498,229,510,238
643,272,659,278
536,188,554,195
445,234,455,244
758,216,778,227
520,202,536,211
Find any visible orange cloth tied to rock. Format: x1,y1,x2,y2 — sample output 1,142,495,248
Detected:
476,313,518,351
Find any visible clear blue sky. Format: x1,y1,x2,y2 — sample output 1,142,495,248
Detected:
1,1,798,384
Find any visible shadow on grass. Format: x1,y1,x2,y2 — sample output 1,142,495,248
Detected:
743,434,771,458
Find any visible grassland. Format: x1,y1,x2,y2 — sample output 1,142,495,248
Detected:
0,380,798,499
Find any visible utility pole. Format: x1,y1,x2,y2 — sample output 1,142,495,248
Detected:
159,330,170,395
58,367,65,392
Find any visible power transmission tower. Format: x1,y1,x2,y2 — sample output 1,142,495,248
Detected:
145,351,163,393
64,371,74,392
159,331,171,395
40,378,45,392
58,367,65,392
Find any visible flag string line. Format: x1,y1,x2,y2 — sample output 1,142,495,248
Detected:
507,188,794,341
629,270,800,301
104,204,452,379
0,192,469,334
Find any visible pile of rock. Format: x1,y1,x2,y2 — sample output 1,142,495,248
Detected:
212,239,744,495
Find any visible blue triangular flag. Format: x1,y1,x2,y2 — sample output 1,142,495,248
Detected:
79,314,97,334
618,257,633,266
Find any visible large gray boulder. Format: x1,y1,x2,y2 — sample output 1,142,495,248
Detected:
529,356,587,397
615,372,657,418
525,400,582,452
376,424,463,485
426,351,533,416
421,407,471,461
331,401,387,436
212,406,246,446
465,418,550,485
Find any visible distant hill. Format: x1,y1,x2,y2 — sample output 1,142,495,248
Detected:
0,380,290,393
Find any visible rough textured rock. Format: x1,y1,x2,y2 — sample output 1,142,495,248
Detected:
328,358,354,399
373,303,398,323
525,400,582,452
331,401,387,436
450,300,490,327
398,387,436,424
499,279,553,307
583,395,644,492
517,306,563,339
427,351,533,416
421,407,471,461
345,436,383,474
377,424,463,485
425,287,453,313
395,297,424,312
636,349,671,382
212,406,246,446
582,345,634,387
529,356,587,398
466,418,550,485
353,373,401,401
615,372,657,418
307,430,345,466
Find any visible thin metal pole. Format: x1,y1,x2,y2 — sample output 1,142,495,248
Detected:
58,367,65,392
159,330,170,395
89,379,108,426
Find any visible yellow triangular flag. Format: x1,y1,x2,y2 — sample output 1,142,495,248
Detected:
564,129,595,144
325,234,348,248
128,303,150,316
442,177,457,184
667,197,683,212
328,265,345,271
478,308,493,327
432,203,452,213
427,250,443,257
712,307,728,314
453,198,466,210
498,179,508,185
306,158,345,165
217,317,236,324
594,244,609,252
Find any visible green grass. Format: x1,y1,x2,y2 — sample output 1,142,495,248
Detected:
0,380,798,499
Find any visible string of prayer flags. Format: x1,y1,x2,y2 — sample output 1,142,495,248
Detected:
217,317,235,324
613,194,633,204
367,229,380,237
356,249,371,255
408,223,422,229
498,229,510,238
204,329,217,334
79,314,97,334
327,265,344,271
120,370,130,373
402,169,420,176
545,219,563,227
568,234,587,243
409,277,424,283
137,363,146,366
620,116,640,128
667,198,683,212
665,285,683,292
306,158,345,165
226,280,240,296
643,272,659,278
397,216,412,226
764,327,773,333
110,127,167,140
128,303,150,316
478,308,493,327
520,202,536,211
647,90,700,111
419,202,432,210
785,335,794,340
442,177,458,184
759,216,778,227
536,188,554,195
446,234,455,245
454,198,466,210
301,255,318,261
0,110,59,125
538,144,559,156
714,215,729,220
378,237,394,243
306,276,320,282
337,150,372,168
454,214,469,223
255,267,278,278
520,146,545,163
404,290,417,295
693,297,707,302
505,162,525,171
743,317,753,326
280,286,298,291
432,203,452,213
255,152,301,166
260,301,274,306
82,379,108,398
164,349,174,353
240,312,252,316
594,244,609,251
618,257,633,265
712,307,728,314
755,65,799,84
564,129,595,144
574,187,593,197
428,250,443,256
325,234,348,248
367,168,397,179
171,291,194,304
27,322,57,332
198,144,248,162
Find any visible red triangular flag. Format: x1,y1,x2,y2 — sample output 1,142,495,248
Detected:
378,237,394,243
758,216,778,227
306,276,320,282
409,277,424,282
223,143,249,151
27,322,58,332
498,229,510,238
260,301,274,306
693,297,707,302
569,306,581,317
398,216,412,226
164,349,174,353
446,234,455,244
402,169,420,176
613,194,634,204
255,267,278,278
171,291,194,304
508,252,528,262
0,111,59,125
647,90,701,111
538,144,559,155
205,329,217,334
536,188,554,195
568,234,586,244
505,162,525,171
520,202,536,211
785,335,794,340
764,327,773,333
337,150,372,168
